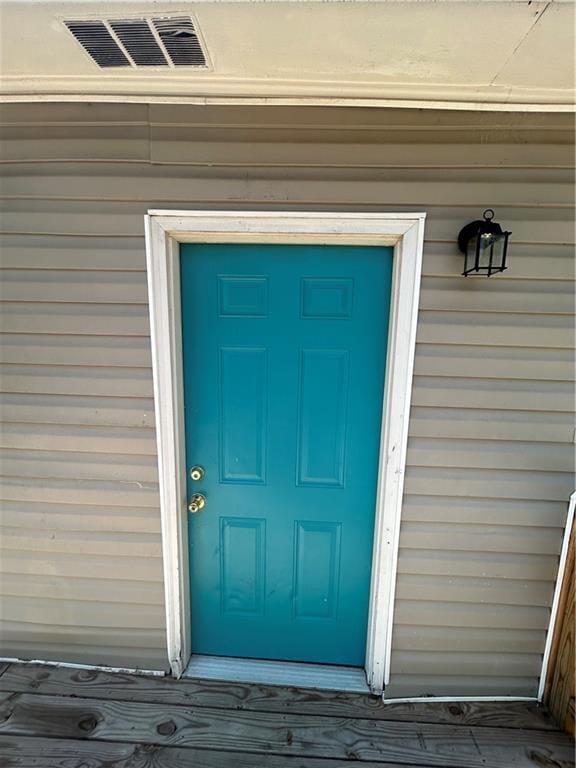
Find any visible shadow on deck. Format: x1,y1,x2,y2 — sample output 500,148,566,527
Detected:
0,662,574,767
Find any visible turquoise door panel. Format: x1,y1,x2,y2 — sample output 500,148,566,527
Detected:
181,243,392,666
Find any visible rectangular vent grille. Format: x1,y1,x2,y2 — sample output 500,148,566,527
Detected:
110,20,167,67
153,17,206,66
65,17,207,69
65,21,131,68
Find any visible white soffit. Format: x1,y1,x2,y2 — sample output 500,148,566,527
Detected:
0,0,574,111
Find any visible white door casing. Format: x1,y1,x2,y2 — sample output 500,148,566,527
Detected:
144,211,426,693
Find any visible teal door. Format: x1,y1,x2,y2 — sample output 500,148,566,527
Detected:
181,243,392,666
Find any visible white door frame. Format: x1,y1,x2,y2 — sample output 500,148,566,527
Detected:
145,210,426,693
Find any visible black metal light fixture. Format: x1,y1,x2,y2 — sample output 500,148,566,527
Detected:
458,209,511,277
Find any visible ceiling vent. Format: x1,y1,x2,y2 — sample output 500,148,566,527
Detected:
110,20,167,67
65,21,131,68
153,18,206,66
65,17,207,69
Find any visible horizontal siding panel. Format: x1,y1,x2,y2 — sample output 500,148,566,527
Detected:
412,377,573,411
422,242,575,281
0,334,152,367
1,269,148,303
0,101,454,121
0,622,163,651
0,125,150,142
0,103,150,124
2,167,573,205
405,466,574,501
409,407,573,443
3,163,573,195
420,277,574,314
417,311,574,348
2,131,572,164
0,596,164,629
0,528,162,557
393,625,546,654
0,550,163,581
1,500,161,534
401,494,567,528
0,573,164,605
407,437,573,472
0,423,156,455
397,548,560,581
391,650,541,678
0,448,158,483
146,103,574,129
150,139,575,169
0,235,146,270
414,344,575,381
397,573,553,607
0,636,167,670
0,477,159,508
0,135,149,162
5,164,573,188
400,521,563,555
1,202,573,244
148,113,573,146
0,302,150,335
0,235,572,298
0,394,155,428
0,233,571,279
0,364,153,397
395,600,549,630
385,674,537,699
6,100,562,128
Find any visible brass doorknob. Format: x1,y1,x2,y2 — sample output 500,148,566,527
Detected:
190,466,205,481
188,494,206,514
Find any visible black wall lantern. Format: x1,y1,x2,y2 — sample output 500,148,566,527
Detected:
458,209,511,277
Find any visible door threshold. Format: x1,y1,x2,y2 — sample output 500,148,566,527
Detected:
183,655,370,693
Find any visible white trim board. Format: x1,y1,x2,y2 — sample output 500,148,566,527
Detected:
1,91,574,113
145,210,426,694
0,657,165,677
383,696,538,705
537,489,576,702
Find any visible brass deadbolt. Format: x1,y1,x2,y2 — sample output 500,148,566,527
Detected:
189,466,205,481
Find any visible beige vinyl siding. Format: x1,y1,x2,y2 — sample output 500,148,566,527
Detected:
0,104,573,693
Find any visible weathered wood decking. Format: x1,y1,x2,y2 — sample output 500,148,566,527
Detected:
0,662,573,767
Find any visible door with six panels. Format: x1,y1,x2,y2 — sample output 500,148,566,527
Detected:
181,243,392,666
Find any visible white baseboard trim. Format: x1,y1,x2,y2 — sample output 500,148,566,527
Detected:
383,695,538,704
0,657,166,678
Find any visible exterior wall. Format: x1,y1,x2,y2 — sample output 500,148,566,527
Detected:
0,103,574,693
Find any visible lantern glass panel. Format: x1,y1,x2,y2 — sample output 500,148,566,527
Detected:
478,233,497,269
468,232,506,275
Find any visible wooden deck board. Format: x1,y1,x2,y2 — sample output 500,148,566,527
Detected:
0,663,573,768
0,735,433,768
0,663,559,730
0,690,574,768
